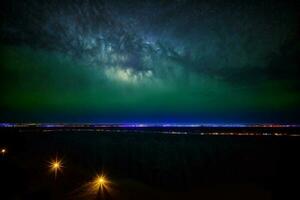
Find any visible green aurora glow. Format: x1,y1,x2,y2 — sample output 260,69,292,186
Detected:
1,45,299,122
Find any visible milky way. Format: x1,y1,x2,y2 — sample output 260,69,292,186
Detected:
0,0,299,123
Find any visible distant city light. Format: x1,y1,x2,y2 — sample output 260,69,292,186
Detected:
85,173,114,199
49,157,63,179
92,174,108,191
1,148,6,156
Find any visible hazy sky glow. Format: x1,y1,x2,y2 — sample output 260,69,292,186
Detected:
0,0,299,123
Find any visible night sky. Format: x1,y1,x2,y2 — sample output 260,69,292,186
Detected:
0,0,299,123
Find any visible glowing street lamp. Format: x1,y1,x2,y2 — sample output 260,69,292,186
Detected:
93,175,107,191
97,177,105,184
79,173,114,200
49,157,63,179
88,173,113,199
1,148,6,156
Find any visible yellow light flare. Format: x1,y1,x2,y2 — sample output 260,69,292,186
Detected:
74,173,115,199
93,175,107,191
48,157,63,179
98,176,105,184
86,173,113,198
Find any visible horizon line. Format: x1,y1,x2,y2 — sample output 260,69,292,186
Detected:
1,122,300,128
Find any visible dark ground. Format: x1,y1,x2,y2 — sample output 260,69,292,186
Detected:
1,127,300,200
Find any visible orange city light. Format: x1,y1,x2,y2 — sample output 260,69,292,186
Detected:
88,173,112,195
79,173,114,199
48,157,63,178
93,175,107,189
1,148,6,155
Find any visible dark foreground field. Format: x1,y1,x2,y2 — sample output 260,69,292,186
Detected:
1,128,300,200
